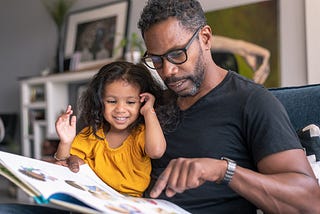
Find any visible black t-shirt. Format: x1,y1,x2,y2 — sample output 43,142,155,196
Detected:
146,71,302,214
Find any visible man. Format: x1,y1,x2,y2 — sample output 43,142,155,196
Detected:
138,0,320,213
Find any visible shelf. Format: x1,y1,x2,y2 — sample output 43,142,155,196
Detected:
24,102,46,109
23,134,34,140
33,120,47,126
20,69,99,159
21,70,97,84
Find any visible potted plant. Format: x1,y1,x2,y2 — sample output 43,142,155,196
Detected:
117,32,145,64
42,0,76,72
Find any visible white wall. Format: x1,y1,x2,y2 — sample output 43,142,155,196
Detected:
305,0,320,84
279,0,307,86
199,0,267,10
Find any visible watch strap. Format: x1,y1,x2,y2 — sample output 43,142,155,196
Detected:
220,157,237,184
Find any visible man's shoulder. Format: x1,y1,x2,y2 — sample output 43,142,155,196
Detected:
229,71,263,89
216,71,265,97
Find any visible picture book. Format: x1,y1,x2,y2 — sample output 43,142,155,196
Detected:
0,151,190,214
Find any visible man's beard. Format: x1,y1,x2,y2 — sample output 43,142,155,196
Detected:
165,53,205,97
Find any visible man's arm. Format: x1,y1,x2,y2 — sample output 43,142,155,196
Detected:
232,149,320,213
150,149,320,213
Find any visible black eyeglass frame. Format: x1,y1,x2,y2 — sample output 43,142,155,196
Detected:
142,26,203,69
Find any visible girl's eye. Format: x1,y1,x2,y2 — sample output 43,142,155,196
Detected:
106,100,116,104
127,101,136,105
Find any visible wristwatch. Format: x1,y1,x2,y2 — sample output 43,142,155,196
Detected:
220,157,237,184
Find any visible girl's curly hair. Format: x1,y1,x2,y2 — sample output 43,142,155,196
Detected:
77,61,164,139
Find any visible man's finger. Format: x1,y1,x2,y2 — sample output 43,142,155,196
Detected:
165,186,177,197
150,167,172,198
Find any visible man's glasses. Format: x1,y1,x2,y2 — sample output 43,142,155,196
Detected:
142,26,202,70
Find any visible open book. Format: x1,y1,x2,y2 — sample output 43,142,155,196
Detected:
0,151,189,214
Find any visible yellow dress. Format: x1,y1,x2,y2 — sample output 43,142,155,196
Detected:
70,124,151,197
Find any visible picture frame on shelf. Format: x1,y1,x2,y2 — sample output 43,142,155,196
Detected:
64,0,130,71
30,85,45,103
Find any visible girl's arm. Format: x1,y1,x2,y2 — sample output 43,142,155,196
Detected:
140,93,166,159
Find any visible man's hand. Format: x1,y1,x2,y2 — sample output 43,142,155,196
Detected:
150,158,226,198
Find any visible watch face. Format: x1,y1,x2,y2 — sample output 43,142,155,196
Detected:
221,157,234,162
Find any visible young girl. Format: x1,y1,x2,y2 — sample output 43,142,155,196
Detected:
54,61,166,197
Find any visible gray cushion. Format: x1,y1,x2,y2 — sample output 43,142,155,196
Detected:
269,84,320,131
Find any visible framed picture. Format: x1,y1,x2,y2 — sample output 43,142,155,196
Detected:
64,0,130,70
205,0,279,87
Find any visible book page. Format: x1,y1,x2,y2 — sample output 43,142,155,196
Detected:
0,151,190,214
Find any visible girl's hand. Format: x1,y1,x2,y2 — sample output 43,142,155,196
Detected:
140,92,156,116
67,155,85,173
54,155,85,173
55,105,76,145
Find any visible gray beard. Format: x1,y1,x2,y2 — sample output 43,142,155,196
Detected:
179,53,205,97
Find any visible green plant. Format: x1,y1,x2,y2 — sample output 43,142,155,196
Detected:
117,32,145,56
42,0,76,30
42,0,76,72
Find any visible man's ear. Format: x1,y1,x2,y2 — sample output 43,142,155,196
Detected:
200,25,212,51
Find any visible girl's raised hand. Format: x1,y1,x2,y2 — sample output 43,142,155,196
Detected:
55,105,76,145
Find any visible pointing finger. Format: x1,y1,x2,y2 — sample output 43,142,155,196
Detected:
150,166,172,198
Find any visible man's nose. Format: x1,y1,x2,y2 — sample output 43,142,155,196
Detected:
161,59,178,78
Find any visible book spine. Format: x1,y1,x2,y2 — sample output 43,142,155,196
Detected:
33,195,49,204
